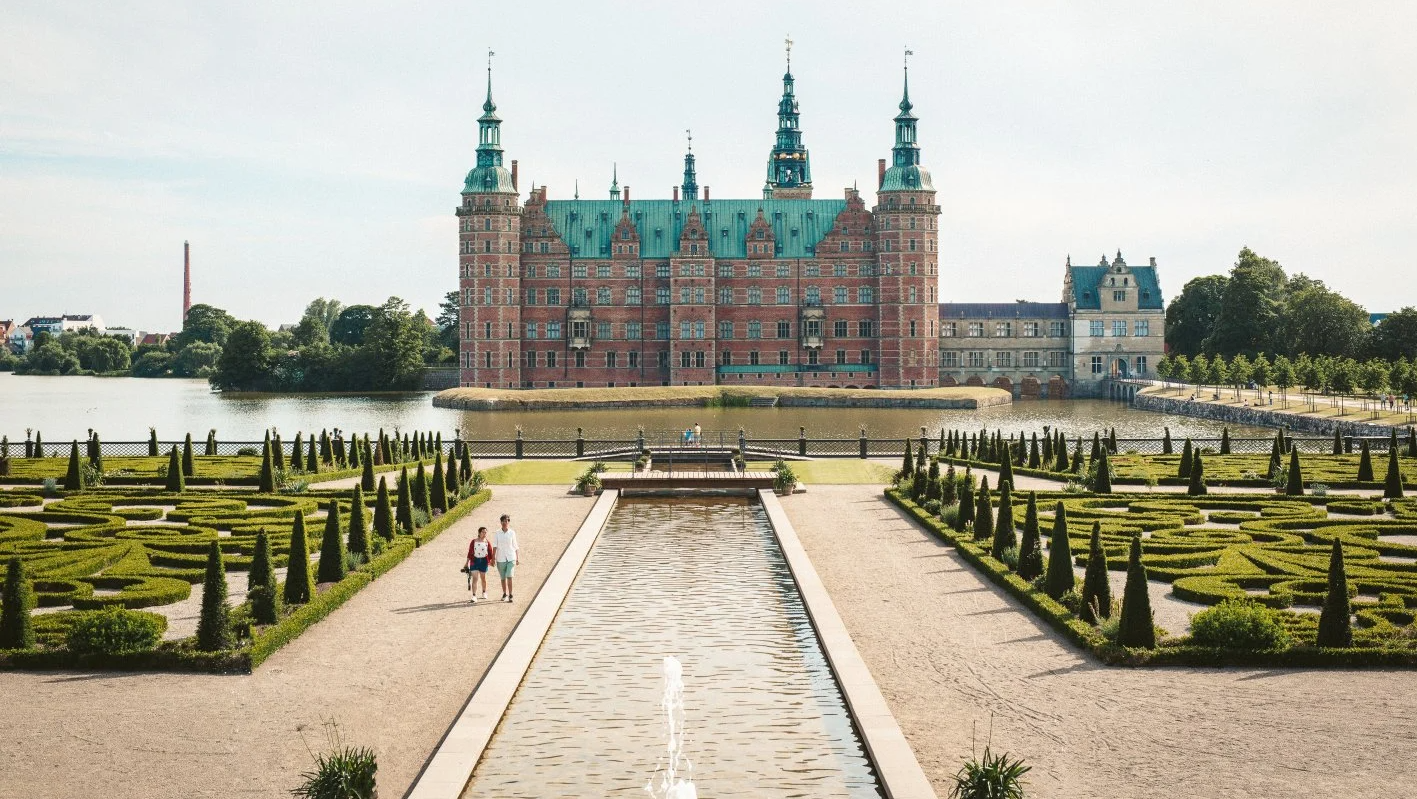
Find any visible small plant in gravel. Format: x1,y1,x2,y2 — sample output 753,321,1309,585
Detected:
293,720,378,799
949,744,1028,799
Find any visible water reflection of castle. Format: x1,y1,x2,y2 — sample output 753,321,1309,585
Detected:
455,53,1164,396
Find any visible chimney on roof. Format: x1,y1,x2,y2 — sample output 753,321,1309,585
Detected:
182,241,191,323
623,185,630,203
510,160,519,191
1150,257,1157,266
673,186,679,202
704,186,710,201
877,159,886,189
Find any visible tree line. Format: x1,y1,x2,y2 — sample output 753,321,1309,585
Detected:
1166,246,1416,361
1156,351,1417,400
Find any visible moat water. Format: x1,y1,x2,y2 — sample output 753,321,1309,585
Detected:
0,373,1274,442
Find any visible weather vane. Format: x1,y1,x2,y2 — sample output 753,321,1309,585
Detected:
686,128,693,153
785,35,793,71
904,46,913,71
488,48,495,76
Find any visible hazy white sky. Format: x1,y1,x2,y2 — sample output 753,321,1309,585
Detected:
3,1,1415,332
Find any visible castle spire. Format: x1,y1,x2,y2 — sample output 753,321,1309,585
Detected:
609,163,620,200
878,47,933,192
462,49,515,194
763,35,812,199
681,128,698,200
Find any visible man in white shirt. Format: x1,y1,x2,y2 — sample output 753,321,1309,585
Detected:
494,513,520,603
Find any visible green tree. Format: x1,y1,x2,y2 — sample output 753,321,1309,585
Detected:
1272,355,1296,406
374,475,395,540
1164,274,1228,357
1206,354,1229,389
1091,447,1112,494
973,476,993,542
396,467,414,533
1249,354,1272,399
195,541,232,651
1188,453,1207,495
295,297,344,346
165,446,185,492
1154,355,1175,386
0,558,36,649
182,434,195,477
1116,535,1156,648
329,304,377,346
1358,359,1390,398
991,481,1016,561
317,500,348,583
1357,441,1374,482
132,350,173,377
900,440,914,478
169,340,222,377
258,439,276,492
1079,521,1111,623
1286,448,1304,495
283,513,314,604
436,290,461,351
362,297,425,390
1283,280,1370,358
1203,247,1287,357
361,444,376,491
1044,502,1075,599
64,440,85,491
1017,493,1043,580
955,479,974,532
248,530,280,625
173,304,237,350
1169,354,1190,388
1316,539,1352,647
1368,307,1417,361
1228,354,1252,399
1384,444,1405,499
1178,439,1193,479
20,342,81,375
1187,353,1209,388
414,463,432,515
347,486,370,557
211,320,273,391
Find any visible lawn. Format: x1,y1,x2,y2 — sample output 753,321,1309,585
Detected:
6,455,262,481
746,459,896,484
1108,452,1417,486
481,460,632,484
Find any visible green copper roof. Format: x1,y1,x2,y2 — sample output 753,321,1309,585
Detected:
880,164,934,192
543,199,846,259
1068,264,1165,310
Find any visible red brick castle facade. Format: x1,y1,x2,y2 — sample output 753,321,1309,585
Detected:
457,55,940,389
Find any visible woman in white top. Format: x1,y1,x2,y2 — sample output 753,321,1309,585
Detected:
465,526,492,602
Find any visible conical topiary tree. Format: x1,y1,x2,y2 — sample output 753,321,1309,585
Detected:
1116,534,1156,648
1178,439,1193,479
973,476,993,542
361,444,376,492
283,513,314,605
1219,427,1231,455
306,437,318,474
1079,521,1112,624
1028,433,1040,469
1044,502,1075,600
1108,428,1118,454
258,440,275,493
1090,432,1101,463
248,530,280,625
900,440,914,478
396,467,414,533
1056,436,1070,472
942,463,958,507
274,432,287,472
444,447,459,505
1268,435,1283,478
1286,447,1304,495
1188,452,1207,495
88,432,103,473
195,541,232,651
347,486,369,557
916,441,928,473
1071,438,1085,474
205,429,218,456
460,447,473,486
317,500,347,584
998,449,1015,494
347,436,359,469
955,479,974,532
431,452,448,514
1092,447,1112,494
1357,441,1374,482
182,433,195,477
1017,492,1044,580
374,475,394,540
1316,538,1352,647
319,430,333,466
148,428,160,457
1332,427,1343,456
1,558,36,650
64,440,85,491
1162,427,1173,455
33,431,43,458
1408,427,1417,458
165,446,185,492
991,481,1017,561
414,463,432,515
1384,443,1405,499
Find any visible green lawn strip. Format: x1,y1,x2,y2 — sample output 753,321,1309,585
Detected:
0,487,490,672
938,451,1417,489
1,453,446,488
744,459,896,484
481,460,632,485
885,488,1417,666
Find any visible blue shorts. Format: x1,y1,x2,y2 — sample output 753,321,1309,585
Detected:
471,557,489,573
497,560,516,579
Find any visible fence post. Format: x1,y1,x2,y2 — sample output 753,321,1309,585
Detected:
738,427,746,454
515,428,524,460
576,427,585,458
637,426,645,452
799,426,807,457
859,426,868,460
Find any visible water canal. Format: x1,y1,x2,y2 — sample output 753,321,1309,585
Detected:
0,373,1273,441
460,496,882,798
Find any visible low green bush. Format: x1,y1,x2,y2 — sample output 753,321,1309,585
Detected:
66,607,165,656
1189,599,1291,650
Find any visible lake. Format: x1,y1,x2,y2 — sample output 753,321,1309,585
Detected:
0,373,1274,443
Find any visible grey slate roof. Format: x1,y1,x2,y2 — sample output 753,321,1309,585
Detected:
938,302,1070,319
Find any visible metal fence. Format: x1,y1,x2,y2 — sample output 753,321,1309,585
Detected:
1,430,1406,462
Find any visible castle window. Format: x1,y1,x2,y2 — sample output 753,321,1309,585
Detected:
598,264,611,278
1113,320,1127,337
858,286,876,304
776,286,791,304
967,351,986,368
656,287,670,304
572,287,588,305
1049,321,1066,337
967,322,983,337
777,320,791,339
1134,320,1150,336
748,320,762,339
995,351,1011,368
1113,290,1126,302
719,287,733,304
719,320,734,339
547,350,558,367
748,264,762,278
834,286,847,304
834,320,848,337
547,322,562,339
656,322,669,340
627,322,642,340
627,264,641,278
858,320,875,337
1089,320,1104,337
606,351,617,368
748,287,762,305
1023,351,1039,368
942,321,957,337
573,264,587,278
596,287,612,305
525,322,538,340
909,320,917,337
597,321,612,339
626,286,642,305
908,287,917,303
693,287,705,303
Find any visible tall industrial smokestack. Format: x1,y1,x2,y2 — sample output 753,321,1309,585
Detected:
183,241,192,323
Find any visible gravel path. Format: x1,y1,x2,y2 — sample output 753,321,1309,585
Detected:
0,485,594,799
782,484,1417,799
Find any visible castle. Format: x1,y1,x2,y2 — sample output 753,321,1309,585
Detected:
456,51,1163,396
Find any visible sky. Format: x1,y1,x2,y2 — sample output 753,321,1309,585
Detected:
2,1,1415,333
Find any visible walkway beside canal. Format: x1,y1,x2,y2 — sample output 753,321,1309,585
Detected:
782,484,1417,799
0,485,595,799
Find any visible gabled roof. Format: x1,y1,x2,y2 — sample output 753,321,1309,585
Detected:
542,199,846,260
938,302,1069,319
1067,265,1164,310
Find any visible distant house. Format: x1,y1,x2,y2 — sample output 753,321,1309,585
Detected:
8,326,34,355
22,317,64,337
0,320,12,342
61,314,105,333
139,332,171,347
105,327,140,345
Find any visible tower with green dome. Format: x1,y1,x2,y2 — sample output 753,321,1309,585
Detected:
763,37,813,199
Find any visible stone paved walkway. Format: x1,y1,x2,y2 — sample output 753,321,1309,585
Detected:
782,484,1417,799
0,485,594,799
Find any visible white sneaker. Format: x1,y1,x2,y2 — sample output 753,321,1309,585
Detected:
470,597,477,604
480,593,488,600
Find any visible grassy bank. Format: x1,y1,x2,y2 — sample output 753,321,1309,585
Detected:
434,384,1009,411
